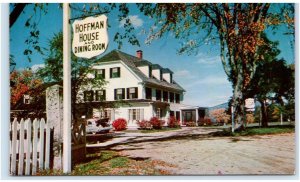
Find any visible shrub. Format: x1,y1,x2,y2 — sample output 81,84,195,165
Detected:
168,116,181,128
185,121,196,127
198,117,212,126
150,117,165,129
136,120,152,130
112,118,127,131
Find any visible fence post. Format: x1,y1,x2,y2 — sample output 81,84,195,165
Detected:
18,119,25,175
25,119,32,175
39,118,45,170
45,121,50,169
32,119,38,175
10,118,17,175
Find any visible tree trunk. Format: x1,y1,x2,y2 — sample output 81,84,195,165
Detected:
232,73,245,132
259,100,269,127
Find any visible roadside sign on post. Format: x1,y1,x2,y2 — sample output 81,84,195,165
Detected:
72,15,109,59
245,98,255,111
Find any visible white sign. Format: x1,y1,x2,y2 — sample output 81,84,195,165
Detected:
245,98,255,109
72,15,109,59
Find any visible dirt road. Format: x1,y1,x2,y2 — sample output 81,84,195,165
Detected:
88,127,296,175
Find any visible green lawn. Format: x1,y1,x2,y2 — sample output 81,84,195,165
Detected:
213,125,295,137
37,150,175,176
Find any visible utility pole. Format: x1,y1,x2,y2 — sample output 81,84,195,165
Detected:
63,3,71,173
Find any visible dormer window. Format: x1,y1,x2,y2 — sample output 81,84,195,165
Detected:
110,67,120,78
95,69,105,79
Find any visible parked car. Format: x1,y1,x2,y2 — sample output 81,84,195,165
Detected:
86,118,113,134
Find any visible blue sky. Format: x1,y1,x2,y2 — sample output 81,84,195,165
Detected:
10,3,295,107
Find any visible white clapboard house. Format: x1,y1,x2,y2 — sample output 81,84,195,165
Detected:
80,50,206,128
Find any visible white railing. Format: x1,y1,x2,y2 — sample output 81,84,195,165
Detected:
10,118,53,175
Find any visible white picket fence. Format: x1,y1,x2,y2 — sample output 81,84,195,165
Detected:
10,118,53,175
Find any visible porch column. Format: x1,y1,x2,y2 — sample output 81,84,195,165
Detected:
180,110,183,126
195,108,199,126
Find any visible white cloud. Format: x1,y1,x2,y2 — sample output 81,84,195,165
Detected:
119,15,143,28
31,64,45,72
197,56,220,65
185,75,230,88
174,69,196,79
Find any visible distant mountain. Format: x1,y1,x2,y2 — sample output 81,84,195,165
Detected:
209,102,229,111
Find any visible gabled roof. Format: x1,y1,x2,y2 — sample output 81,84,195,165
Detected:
96,50,185,92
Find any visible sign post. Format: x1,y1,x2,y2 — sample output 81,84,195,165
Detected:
63,3,71,173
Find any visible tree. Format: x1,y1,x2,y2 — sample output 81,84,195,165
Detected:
37,32,109,120
135,3,294,130
209,108,230,125
244,33,294,127
10,69,45,118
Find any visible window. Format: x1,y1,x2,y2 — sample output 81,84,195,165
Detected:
163,91,168,102
110,67,120,78
127,87,138,99
95,90,106,101
128,109,144,121
84,90,94,102
175,93,180,103
23,95,31,104
114,88,125,100
156,108,161,119
145,87,152,100
95,69,105,79
169,92,175,103
156,89,161,101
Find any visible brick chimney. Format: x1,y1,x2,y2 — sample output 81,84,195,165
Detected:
136,50,143,59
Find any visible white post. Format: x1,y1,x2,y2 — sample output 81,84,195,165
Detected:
63,3,72,173
195,108,199,126
231,105,235,133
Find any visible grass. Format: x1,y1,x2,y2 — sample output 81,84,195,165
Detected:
140,127,181,133
37,150,175,176
212,125,295,137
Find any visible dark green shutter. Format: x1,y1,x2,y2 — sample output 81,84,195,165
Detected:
135,87,138,98
103,90,106,100
110,68,112,78
114,89,117,100
122,88,125,99
127,88,129,99
118,67,121,77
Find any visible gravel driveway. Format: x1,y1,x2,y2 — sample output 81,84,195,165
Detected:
87,127,295,175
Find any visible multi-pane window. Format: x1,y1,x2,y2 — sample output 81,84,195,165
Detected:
128,109,144,121
156,89,161,101
175,93,180,103
95,90,106,101
110,67,120,78
163,91,168,102
84,90,94,102
156,108,161,119
169,92,175,103
127,87,138,99
95,69,105,79
114,88,125,100
145,87,152,100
